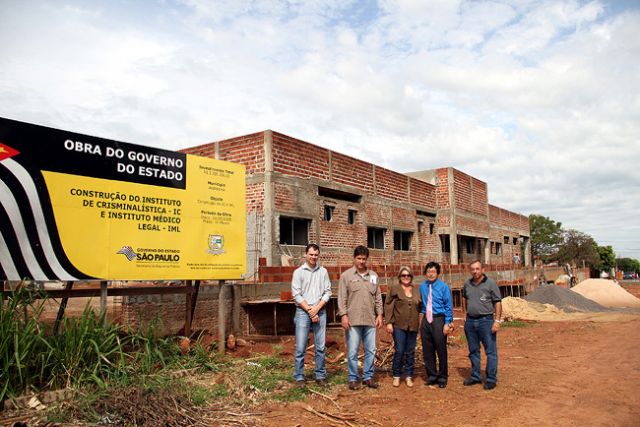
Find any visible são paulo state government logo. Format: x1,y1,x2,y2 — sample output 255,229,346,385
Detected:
207,234,225,255
116,246,138,261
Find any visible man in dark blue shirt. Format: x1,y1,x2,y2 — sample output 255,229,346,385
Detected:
419,261,454,388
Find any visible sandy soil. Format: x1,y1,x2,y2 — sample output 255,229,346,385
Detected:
256,313,640,427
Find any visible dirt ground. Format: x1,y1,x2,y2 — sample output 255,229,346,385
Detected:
256,312,640,427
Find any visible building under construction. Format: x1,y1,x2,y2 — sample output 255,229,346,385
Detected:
157,130,534,336
183,130,531,275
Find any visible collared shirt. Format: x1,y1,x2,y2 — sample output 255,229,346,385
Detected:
419,278,454,324
463,274,502,317
337,266,383,327
384,283,422,332
291,262,332,307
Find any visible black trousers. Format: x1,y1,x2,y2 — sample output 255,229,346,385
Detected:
420,316,448,384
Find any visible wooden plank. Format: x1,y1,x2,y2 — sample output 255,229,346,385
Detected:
218,280,226,354
2,285,194,299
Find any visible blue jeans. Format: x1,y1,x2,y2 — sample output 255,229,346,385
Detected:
293,307,326,381
464,316,498,384
392,328,417,378
346,325,376,382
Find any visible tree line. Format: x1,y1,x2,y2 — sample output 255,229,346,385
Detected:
529,214,639,274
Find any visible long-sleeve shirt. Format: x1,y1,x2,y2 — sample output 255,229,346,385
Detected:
384,283,422,332
419,278,454,325
337,266,382,327
291,262,332,307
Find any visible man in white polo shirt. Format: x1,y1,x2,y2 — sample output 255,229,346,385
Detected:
291,243,332,388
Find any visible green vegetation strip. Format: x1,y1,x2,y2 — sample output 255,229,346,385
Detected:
2,287,325,425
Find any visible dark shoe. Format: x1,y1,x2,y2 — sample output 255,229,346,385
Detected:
438,382,447,389
296,380,306,388
315,378,328,387
463,378,482,386
484,382,496,390
348,381,359,390
363,379,379,389
426,378,438,386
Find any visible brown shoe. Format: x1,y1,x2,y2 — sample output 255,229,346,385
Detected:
348,381,359,390
296,380,306,389
315,378,328,387
363,379,379,389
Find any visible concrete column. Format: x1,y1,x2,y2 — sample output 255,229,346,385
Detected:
484,238,490,265
263,130,276,266
449,234,458,265
448,168,459,265
523,236,531,267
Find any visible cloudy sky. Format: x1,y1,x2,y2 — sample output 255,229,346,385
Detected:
1,0,639,260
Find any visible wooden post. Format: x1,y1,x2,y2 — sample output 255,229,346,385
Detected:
190,280,200,323
232,284,240,335
54,281,74,334
185,280,192,337
218,280,226,354
273,303,278,336
184,280,200,337
100,281,108,326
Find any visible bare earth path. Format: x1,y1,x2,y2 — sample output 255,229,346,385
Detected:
257,315,640,427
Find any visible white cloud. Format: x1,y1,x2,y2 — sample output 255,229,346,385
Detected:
1,0,639,258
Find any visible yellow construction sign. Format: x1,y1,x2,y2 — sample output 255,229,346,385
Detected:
0,117,246,280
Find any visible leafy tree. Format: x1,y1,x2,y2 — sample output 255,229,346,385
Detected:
529,214,563,262
616,257,640,274
554,229,601,268
597,245,616,272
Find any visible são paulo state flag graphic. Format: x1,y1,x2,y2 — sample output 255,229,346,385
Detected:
0,142,20,161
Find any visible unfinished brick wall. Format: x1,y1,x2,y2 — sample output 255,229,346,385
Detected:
416,220,440,257
318,201,365,249
182,132,266,175
392,206,416,229
409,177,436,210
274,182,297,213
488,204,530,265
246,183,264,213
331,152,375,192
435,168,450,209
374,167,408,201
120,284,238,337
452,169,488,216
456,215,490,235
183,131,530,272
272,133,330,180
364,201,392,228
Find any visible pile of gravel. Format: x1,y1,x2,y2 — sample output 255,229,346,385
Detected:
523,284,608,312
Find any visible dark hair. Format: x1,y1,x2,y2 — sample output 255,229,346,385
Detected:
306,243,320,253
424,261,441,275
353,245,369,258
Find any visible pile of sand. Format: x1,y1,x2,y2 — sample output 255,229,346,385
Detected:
501,297,572,321
524,284,607,312
572,279,640,308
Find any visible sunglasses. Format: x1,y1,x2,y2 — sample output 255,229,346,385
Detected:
400,274,412,278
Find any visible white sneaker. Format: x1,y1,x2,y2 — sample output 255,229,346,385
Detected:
392,377,401,387
405,377,414,387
